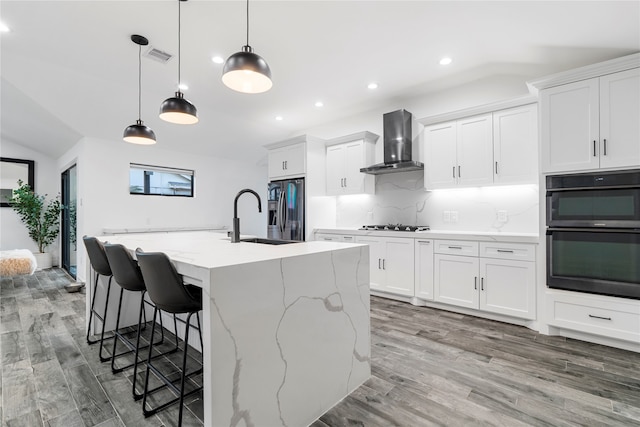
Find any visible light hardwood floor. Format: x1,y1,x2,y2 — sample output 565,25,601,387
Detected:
2,269,639,426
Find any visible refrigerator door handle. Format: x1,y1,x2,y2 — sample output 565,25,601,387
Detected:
279,191,286,234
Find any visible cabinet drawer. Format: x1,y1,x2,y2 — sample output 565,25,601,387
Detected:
480,242,535,261
434,240,478,256
548,294,640,343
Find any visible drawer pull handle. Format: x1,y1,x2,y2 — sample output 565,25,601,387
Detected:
497,249,514,253
588,314,612,321
417,240,431,244
448,246,463,249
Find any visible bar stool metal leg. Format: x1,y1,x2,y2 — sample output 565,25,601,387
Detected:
141,308,203,423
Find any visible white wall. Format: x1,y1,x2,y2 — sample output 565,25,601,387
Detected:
64,137,268,282
0,139,60,256
298,75,539,233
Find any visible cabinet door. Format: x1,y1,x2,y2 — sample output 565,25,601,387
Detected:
326,144,345,195
456,114,493,187
414,240,434,300
355,236,385,292
600,68,640,169
480,258,535,320
344,140,366,194
382,237,415,297
541,79,600,173
425,122,457,189
283,143,306,177
493,105,538,184
434,254,479,309
268,148,287,179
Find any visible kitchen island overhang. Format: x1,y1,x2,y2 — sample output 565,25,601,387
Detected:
98,231,370,427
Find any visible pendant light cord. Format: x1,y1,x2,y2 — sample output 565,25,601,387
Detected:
137,44,142,121
246,0,250,46
178,0,182,89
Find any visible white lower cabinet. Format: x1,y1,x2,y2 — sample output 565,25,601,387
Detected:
434,240,536,319
314,233,355,243
356,236,415,297
434,254,480,309
547,291,640,343
414,240,434,300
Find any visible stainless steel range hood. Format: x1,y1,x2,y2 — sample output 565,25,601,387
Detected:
360,109,424,175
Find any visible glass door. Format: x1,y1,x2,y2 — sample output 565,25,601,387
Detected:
61,165,77,278
547,228,640,299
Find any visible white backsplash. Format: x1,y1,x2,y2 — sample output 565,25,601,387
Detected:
336,171,539,233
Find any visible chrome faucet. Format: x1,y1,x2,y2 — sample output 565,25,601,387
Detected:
231,189,262,243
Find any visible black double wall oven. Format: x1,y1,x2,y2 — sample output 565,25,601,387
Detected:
546,169,640,300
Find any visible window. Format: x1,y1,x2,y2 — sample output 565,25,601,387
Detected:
129,163,194,197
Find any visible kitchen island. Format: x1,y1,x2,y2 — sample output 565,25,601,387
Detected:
98,231,370,427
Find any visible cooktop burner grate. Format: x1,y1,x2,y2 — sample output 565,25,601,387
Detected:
359,224,430,232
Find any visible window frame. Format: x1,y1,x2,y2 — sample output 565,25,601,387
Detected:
129,163,195,197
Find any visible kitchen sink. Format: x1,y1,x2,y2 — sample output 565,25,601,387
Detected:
239,237,299,245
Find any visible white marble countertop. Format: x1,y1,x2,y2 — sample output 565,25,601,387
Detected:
314,227,540,243
100,231,365,270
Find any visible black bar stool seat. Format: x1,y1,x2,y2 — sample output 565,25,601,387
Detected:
136,249,203,427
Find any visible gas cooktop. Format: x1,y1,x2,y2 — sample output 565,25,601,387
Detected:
359,224,430,232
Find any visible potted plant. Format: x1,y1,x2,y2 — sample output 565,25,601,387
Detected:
8,179,62,269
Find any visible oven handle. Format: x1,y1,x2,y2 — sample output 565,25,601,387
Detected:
546,227,640,234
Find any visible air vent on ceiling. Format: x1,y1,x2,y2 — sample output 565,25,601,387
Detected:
144,47,172,63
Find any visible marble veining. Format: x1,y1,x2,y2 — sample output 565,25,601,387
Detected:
336,170,538,233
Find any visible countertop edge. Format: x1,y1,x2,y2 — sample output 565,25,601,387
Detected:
314,228,540,244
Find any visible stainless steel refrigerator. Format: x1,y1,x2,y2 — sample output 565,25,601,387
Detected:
268,178,305,241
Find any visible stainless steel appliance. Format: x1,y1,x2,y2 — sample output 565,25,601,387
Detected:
268,178,305,241
360,109,424,175
546,169,640,299
360,224,430,232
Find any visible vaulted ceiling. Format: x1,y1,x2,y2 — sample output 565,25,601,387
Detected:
1,1,638,163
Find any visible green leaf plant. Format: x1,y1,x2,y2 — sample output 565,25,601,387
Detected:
9,180,62,253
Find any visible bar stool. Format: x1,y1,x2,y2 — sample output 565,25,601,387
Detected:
104,244,179,399
136,249,203,426
83,236,114,362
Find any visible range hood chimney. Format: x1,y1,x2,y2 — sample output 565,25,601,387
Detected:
360,109,424,175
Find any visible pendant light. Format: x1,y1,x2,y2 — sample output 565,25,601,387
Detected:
123,35,157,145
222,0,272,94
159,0,198,124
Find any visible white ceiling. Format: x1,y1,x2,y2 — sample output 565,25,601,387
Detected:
1,1,639,163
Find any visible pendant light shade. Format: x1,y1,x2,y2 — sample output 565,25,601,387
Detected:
160,0,198,124
222,0,272,94
222,45,272,94
159,91,198,124
124,120,157,145
123,34,156,145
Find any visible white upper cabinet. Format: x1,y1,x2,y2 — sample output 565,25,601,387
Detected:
425,121,457,188
599,68,640,169
541,68,640,173
424,103,537,190
493,105,538,184
268,142,306,179
325,132,377,195
425,114,493,189
456,114,494,187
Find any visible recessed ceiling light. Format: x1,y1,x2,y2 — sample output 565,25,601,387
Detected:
211,56,224,64
439,57,452,65
367,82,378,90
0,22,10,33
315,101,324,107
178,83,189,91
275,116,283,121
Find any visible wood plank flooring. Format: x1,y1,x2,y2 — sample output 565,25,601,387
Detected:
316,298,640,427
2,269,639,426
